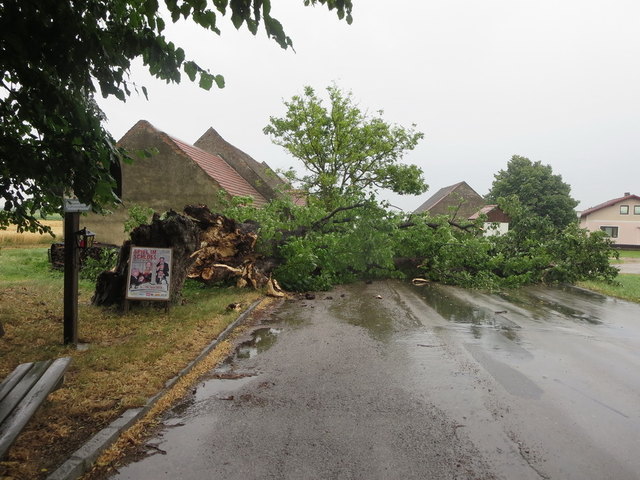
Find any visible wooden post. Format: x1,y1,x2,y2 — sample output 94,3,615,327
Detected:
63,212,80,345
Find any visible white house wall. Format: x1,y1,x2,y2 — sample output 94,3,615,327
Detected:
483,222,509,236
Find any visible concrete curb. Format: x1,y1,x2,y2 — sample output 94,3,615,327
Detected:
47,298,265,480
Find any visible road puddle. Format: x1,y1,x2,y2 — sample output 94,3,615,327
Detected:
168,327,282,418
201,327,282,395
193,376,256,403
410,283,522,341
333,299,397,341
414,284,495,324
235,327,282,359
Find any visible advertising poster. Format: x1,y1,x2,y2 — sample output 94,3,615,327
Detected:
126,247,172,300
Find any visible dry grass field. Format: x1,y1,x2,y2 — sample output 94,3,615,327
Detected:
0,220,63,246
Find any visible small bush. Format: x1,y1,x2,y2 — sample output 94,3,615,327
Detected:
124,205,154,233
80,247,119,282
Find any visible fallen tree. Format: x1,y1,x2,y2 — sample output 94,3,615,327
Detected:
93,197,619,304
222,196,619,291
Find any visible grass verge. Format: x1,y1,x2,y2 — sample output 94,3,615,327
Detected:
610,249,640,263
618,250,640,259
0,247,265,479
577,274,640,303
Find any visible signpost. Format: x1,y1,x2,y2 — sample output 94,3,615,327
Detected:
63,199,91,345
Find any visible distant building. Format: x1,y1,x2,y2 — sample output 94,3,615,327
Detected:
414,182,510,235
468,205,510,236
84,120,288,245
579,193,640,247
414,181,486,221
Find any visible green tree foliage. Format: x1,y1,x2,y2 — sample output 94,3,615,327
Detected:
223,194,617,292
124,204,155,233
0,0,353,233
80,248,119,282
486,155,579,229
223,194,400,291
263,85,427,208
405,196,618,289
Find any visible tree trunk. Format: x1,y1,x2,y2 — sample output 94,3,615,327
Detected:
92,210,200,306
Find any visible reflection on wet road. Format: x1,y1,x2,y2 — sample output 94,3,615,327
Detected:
398,282,640,480
112,281,640,480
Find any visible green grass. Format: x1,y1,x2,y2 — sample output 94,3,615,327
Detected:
608,250,640,264
578,274,640,303
617,250,640,259
0,246,60,281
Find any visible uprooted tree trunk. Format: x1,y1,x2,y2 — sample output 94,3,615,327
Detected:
92,210,201,306
183,205,283,296
92,205,284,307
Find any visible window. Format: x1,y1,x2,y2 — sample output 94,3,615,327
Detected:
635,205,640,215
620,205,629,215
600,226,619,238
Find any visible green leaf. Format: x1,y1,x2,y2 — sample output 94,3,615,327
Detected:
0,0,356,233
214,74,225,88
231,12,244,29
183,61,198,81
198,72,214,90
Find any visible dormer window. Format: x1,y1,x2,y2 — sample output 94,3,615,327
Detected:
620,205,629,215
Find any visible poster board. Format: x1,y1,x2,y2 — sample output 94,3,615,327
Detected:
126,247,173,301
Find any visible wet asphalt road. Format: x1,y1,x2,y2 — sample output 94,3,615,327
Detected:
112,281,640,480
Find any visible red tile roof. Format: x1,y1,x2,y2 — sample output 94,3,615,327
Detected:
579,194,640,218
468,205,498,220
169,136,268,206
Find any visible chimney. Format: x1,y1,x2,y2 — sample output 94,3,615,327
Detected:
624,192,631,196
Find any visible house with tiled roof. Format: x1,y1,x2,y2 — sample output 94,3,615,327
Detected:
579,193,640,247
469,205,510,236
414,181,486,221
414,181,510,235
85,120,283,244
194,128,306,206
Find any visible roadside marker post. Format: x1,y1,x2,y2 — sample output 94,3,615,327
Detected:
63,199,91,345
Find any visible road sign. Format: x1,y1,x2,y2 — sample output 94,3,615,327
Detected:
64,198,91,212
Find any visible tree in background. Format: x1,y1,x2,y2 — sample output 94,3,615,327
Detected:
263,85,427,208
486,155,579,229
0,0,353,233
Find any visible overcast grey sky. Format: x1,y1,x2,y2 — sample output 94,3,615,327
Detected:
97,0,640,212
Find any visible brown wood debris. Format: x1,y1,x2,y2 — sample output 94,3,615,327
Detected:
184,205,284,296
